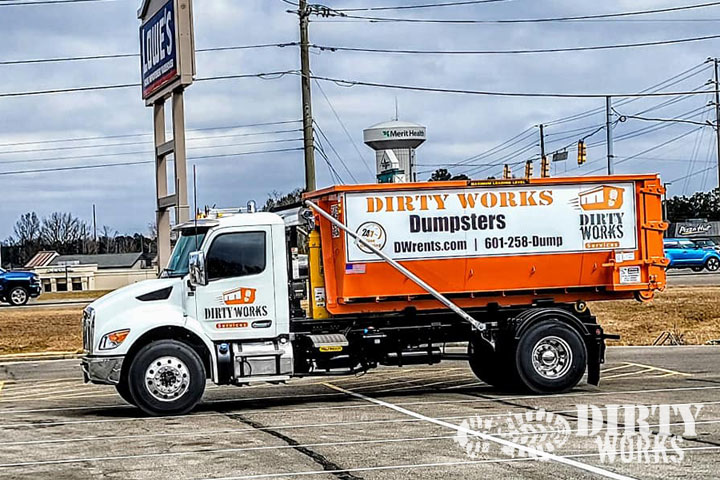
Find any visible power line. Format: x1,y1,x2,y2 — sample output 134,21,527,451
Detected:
0,128,303,156
312,34,720,56
0,42,298,66
331,1,720,24
0,147,304,176
0,120,301,148
614,111,714,128
335,0,512,12
0,0,117,6
312,79,374,178
310,73,717,98
313,122,358,183
0,70,298,98
0,137,304,165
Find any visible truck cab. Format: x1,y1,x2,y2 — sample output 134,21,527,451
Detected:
82,208,295,415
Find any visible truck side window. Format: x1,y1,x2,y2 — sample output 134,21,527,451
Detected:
206,232,266,280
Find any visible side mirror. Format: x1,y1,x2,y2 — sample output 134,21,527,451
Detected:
189,251,207,286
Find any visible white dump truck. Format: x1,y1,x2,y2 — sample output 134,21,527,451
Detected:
81,176,667,415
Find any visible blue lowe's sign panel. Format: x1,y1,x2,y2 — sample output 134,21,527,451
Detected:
140,0,178,100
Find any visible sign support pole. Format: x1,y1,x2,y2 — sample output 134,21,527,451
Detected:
173,91,190,225
154,101,171,271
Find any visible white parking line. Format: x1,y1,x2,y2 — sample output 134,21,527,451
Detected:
2,384,719,422
205,446,720,480
323,383,636,480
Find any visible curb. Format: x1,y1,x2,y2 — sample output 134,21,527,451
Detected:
0,351,82,362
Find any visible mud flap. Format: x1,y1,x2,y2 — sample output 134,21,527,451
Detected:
587,332,619,386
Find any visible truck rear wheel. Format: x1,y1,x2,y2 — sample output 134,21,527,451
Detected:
515,320,587,394
468,337,520,390
127,340,206,416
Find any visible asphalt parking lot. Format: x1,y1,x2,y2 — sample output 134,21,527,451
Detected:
0,346,718,479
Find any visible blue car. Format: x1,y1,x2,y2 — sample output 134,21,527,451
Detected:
0,268,42,306
664,238,720,272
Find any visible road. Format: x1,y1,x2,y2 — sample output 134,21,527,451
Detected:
0,346,718,479
666,270,720,287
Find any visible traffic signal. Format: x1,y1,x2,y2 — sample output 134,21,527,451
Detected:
524,160,533,179
541,155,550,178
503,164,512,179
577,140,587,165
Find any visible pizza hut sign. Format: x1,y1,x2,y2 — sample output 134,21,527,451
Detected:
677,223,713,236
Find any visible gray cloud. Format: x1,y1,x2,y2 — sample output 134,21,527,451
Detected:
1,0,719,239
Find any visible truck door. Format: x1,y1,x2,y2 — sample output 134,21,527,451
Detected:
194,227,278,341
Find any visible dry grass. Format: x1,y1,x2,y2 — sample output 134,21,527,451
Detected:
38,290,113,301
590,286,720,346
0,306,83,355
1,287,719,355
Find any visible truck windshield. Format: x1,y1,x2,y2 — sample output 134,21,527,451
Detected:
163,231,207,277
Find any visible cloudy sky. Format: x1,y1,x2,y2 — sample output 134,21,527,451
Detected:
1,0,719,240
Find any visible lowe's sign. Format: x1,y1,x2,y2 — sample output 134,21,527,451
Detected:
140,0,178,100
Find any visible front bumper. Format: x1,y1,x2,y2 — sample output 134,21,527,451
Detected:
81,355,124,385
28,284,42,297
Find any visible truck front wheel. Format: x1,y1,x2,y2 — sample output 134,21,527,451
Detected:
515,320,587,394
127,340,206,416
115,380,135,406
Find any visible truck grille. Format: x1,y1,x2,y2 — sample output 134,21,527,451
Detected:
82,308,95,354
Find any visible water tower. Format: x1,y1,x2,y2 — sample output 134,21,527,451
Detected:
363,120,426,183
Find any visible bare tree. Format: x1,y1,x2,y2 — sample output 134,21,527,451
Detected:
13,212,41,245
40,212,85,252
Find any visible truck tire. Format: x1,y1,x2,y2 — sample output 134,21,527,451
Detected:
8,286,29,306
515,320,587,394
127,340,206,416
468,337,520,390
705,257,720,272
115,380,136,406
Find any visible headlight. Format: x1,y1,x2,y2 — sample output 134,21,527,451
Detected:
98,329,130,350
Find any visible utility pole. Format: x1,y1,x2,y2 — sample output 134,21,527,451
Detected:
92,204,97,242
714,58,720,189
299,0,316,192
606,96,614,175
539,124,546,160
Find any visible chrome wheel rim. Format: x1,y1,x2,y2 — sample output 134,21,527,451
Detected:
708,258,719,271
531,336,572,380
10,289,27,305
144,356,190,402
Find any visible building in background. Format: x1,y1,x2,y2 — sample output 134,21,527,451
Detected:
25,251,156,292
364,120,426,183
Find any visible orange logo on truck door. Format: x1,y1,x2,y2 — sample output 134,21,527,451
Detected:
222,287,256,305
578,186,624,211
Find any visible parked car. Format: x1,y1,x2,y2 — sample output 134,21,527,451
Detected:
663,238,720,272
0,268,42,306
690,237,720,253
